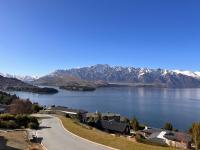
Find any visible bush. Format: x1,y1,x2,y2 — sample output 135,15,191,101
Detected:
0,114,15,121
32,104,43,113
135,134,145,142
15,115,30,127
6,120,18,129
28,122,39,129
0,120,18,129
0,121,8,128
0,114,39,129
29,116,39,124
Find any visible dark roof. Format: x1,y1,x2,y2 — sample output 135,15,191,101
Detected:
49,106,88,114
164,131,192,143
100,120,129,133
147,137,166,145
142,128,163,134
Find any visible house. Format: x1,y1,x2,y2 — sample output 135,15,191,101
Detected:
100,120,130,135
84,112,121,122
137,127,192,149
101,112,120,121
137,127,163,138
164,131,192,149
46,106,88,118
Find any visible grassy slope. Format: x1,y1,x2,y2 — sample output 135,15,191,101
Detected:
59,116,176,150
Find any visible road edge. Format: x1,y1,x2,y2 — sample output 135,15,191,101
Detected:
57,117,119,150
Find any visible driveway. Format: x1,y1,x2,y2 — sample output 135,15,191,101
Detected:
35,114,111,150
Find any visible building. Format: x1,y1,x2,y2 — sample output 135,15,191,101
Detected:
101,112,120,121
164,131,192,149
100,120,130,135
46,106,88,118
137,127,192,149
84,112,121,122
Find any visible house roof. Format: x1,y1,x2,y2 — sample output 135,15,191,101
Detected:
101,112,120,117
86,112,98,118
141,127,192,143
147,137,166,145
142,128,163,135
48,106,88,114
164,131,192,143
100,120,129,133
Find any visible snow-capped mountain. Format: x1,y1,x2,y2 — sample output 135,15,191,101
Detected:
0,73,38,82
33,64,200,88
173,70,200,79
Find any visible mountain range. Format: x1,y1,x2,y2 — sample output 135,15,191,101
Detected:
0,73,38,82
32,64,200,88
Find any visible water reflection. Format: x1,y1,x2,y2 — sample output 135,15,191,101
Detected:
9,87,200,131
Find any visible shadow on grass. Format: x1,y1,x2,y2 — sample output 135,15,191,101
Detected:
0,136,20,150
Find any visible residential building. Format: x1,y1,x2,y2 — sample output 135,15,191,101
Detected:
100,120,130,135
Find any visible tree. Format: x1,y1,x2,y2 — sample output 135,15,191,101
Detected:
130,117,140,131
164,122,173,131
95,112,102,121
8,99,33,114
190,122,200,150
32,103,43,113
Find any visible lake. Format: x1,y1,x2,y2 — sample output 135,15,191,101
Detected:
9,87,200,131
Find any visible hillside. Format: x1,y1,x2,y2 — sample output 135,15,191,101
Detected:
0,75,58,94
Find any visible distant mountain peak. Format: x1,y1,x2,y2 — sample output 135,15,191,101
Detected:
33,64,200,88
0,73,39,82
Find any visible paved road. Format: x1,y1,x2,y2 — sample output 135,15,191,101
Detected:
35,114,111,150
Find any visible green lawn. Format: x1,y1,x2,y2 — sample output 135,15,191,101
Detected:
59,116,176,150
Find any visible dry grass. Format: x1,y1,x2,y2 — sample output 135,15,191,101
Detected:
0,130,43,150
59,116,176,150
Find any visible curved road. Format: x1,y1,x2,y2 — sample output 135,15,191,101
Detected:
35,114,111,150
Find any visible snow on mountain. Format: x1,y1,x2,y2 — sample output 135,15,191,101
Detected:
195,72,200,77
0,73,39,82
173,70,200,78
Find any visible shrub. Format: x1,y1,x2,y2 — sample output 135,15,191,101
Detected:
28,122,39,129
0,121,8,128
15,115,30,127
0,120,18,129
6,120,18,129
0,114,39,129
32,104,43,113
135,134,145,142
0,114,15,121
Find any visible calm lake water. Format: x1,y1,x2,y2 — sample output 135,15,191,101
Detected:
9,87,200,131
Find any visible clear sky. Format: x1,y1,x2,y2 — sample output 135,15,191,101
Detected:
0,0,200,76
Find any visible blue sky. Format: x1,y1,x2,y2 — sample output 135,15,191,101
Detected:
0,0,200,76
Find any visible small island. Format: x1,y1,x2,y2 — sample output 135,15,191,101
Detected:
59,81,96,91
7,86,58,94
